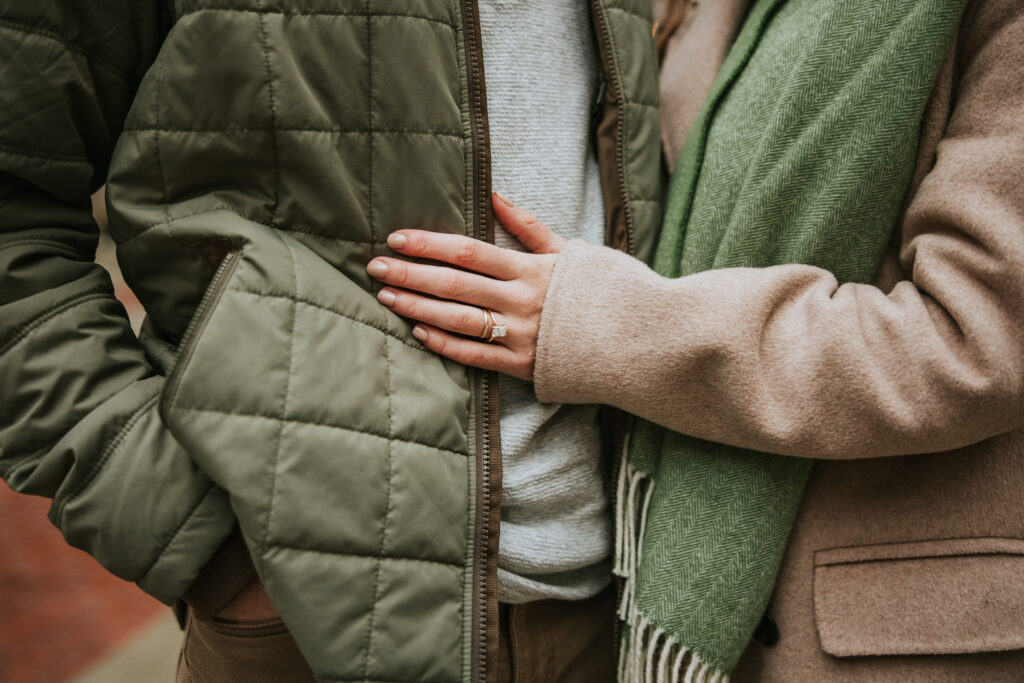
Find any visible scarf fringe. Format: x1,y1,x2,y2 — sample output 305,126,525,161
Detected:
613,454,730,683
616,606,730,683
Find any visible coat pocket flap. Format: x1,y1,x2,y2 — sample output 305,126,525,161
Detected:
813,538,1024,657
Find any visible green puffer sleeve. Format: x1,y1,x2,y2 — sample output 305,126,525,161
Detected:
0,2,237,604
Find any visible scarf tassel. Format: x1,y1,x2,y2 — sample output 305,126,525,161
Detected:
613,453,730,683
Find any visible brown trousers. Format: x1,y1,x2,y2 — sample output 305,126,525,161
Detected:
177,585,616,682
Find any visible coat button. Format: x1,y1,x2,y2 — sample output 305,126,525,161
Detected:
753,609,779,647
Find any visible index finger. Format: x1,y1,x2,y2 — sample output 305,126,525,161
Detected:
386,230,527,280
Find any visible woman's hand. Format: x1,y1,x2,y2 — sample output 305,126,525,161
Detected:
366,193,566,381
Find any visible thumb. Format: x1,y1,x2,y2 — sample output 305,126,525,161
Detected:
492,192,567,254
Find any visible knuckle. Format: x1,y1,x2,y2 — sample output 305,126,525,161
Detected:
391,262,408,286
432,332,448,354
455,309,478,332
408,233,427,253
455,239,478,264
446,272,467,298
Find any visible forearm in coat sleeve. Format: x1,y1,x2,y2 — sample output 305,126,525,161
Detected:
0,1,237,604
535,4,1024,460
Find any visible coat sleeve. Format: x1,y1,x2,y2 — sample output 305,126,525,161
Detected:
534,0,1024,461
0,1,237,604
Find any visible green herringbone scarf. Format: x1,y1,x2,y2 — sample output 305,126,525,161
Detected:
616,1,968,680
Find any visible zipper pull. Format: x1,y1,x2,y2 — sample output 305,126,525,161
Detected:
592,72,608,119
590,71,608,148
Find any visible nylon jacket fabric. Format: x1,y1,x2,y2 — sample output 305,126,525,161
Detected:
0,2,662,681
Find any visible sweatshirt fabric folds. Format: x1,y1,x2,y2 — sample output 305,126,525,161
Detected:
478,0,613,605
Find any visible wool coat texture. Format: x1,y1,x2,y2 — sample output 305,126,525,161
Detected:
535,0,1024,680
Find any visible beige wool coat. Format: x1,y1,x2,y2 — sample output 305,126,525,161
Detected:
534,0,1024,680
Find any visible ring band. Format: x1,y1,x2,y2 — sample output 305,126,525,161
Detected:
479,308,493,340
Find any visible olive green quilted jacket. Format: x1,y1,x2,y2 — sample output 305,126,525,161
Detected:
0,1,660,680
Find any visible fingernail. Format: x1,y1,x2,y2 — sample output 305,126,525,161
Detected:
494,191,514,208
367,260,388,278
387,233,407,249
412,325,427,342
378,289,396,306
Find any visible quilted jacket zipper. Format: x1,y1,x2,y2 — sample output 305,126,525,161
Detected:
464,0,639,677
591,0,637,257
461,1,501,681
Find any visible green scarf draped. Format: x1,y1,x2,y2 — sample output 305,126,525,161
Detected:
617,1,968,680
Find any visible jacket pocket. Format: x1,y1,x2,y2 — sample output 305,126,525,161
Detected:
813,537,1024,657
180,612,316,683
162,248,241,412
206,616,289,638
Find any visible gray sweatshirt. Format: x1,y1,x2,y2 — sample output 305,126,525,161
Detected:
478,0,611,603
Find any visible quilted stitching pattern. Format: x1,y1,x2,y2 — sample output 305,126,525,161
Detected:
165,234,472,683
0,0,661,679
592,0,662,263
114,3,475,680
0,0,247,608
129,1,659,679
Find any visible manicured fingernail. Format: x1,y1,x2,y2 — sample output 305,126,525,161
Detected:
387,233,407,249
412,325,427,342
378,289,396,306
367,260,388,278
494,191,514,208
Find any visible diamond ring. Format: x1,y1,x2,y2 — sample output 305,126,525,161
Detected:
479,308,509,343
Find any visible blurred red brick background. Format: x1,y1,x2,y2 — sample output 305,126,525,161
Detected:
0,488,167,682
